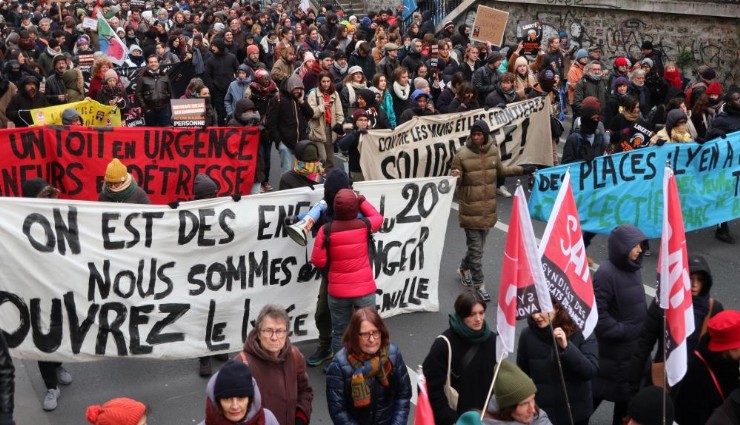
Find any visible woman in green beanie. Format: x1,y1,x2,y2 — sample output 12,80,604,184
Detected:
484,360,552,425
422,290,498,425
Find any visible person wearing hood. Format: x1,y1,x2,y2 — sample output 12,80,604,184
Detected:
630,254,725,391
279,140,325,190
225,64,252,120
603,76,631,126
6,75,48,127
235,305,313,425
204,37,240,126
517,300,598,425
199,360,279,425
266,75,314,174
482,360,553,425
45,55,69,105
650,109,692,145
573,60,607,117
357,88,391,130
125,44,146,67
61,67,85,102
311,188,383,356
326,307,412,425
227,98,265,193
98,158,151,204
398,89,437,125
450,120,534,301
308,71,345,171
135,54,173,127
348,41,376,84
319,12,338,41
592,224,649,425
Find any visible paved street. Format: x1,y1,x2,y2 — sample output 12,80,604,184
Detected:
13,138,740,424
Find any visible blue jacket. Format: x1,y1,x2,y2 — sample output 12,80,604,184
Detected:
224,78,251,118
380,90,396,128
326,343,411,425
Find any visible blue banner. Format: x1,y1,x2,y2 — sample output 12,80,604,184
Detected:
529,132,740,238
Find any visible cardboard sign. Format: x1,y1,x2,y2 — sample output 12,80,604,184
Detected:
77,53,95,73
82,17,98,30
130,0,145,8
517,21,543,55
171,98,206,127
471,5,509,47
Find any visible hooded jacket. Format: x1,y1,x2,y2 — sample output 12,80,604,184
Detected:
237,329,313,425
204,39,240,94
199,374,279,425
311,189,383,298
451,120,523,230
265,76,314,151
6,76,49,127
225,66,252,118
592,224,648,403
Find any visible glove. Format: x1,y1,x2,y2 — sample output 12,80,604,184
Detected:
357,194,366,207
332,123,344,134
521,164,537,175
655,138,666,147
168,200,180,209
232,193,242,202
284,215,299,226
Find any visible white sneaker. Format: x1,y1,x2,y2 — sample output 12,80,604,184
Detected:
43,388,60,411
56,366,72,385
497,186,512,198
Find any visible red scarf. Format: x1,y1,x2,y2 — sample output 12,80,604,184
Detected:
664,68,683,89
204,398,266,425
322,92,333,124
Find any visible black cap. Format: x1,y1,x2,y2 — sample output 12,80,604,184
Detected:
641,40,653,50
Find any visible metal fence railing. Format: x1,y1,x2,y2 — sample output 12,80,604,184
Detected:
401,0,464,34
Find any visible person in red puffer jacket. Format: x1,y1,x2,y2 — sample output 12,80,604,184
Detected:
311,188,383,356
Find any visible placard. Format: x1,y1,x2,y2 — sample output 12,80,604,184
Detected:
171,98,206,128
471,5,509,47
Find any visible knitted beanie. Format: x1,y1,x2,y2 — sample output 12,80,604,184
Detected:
85,398,146,425
705,81,723,96
193,173,218,200
247,44,259,55
214,361,254,400
493,360,537,409
352,109,368,122
105,158,128,183
104,69,118,82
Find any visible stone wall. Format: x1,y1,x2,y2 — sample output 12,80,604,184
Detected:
370,0,739,86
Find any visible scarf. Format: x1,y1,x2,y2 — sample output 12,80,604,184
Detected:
503,87,518,104
101,173,138,202
664,68,683,89
346,81,366,106
392,81,410,101
250,79,278,96
192,47,205,75
322,92,333,124
332,62,348,75
623,109,639,122
347,345,393,408
670,123,692,142
293,160,325,184
449,312,492,343
204,398,265,425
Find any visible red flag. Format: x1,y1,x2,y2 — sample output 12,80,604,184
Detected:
538,170,598,338
657,166,694,386
414,370,435,425
497,186,553,359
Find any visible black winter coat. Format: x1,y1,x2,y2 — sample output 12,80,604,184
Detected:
484,85,523,108
561,131,607,164
707,108,740,140
204,51,240,94
592,224,648,403
436,86,456,113
348,52,376,84
326,344,411,425
517,318,599,425
135,69,172,111
673,336,740,425
265,84,313,151
0,332,13,425
706,388,740,425
422,328,497,425
6,76,49,127
45,72,66,105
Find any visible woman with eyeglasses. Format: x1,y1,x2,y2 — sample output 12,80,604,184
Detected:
326,307,412,425
235,305,313,425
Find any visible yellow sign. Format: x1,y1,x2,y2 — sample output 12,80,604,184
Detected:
30,98,123,127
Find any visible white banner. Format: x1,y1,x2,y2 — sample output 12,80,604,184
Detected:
360,97,553,181
0,177,455,361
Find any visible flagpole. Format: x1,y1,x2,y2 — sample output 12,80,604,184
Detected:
548,322,575,425
662,160,671,425
480,351,507,421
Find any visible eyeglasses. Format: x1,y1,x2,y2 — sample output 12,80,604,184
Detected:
359,331,381,341
260,328,287,337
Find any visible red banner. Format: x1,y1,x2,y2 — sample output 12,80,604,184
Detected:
0,126,259,204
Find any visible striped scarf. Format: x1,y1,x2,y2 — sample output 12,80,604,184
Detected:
348,346,392,408
293,160,325,184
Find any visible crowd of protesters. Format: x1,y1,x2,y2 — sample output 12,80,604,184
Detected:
1,0,739,424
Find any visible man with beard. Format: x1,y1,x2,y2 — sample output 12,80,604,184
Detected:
45,55,68,105
204,37,239,126
134,55,173,127
573,60,608,118
7,76,48,127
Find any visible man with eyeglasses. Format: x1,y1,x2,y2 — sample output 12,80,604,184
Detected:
235,304,313,425
573,60,608,118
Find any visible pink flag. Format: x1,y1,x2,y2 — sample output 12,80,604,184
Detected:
538,170,598,338
497,186,553,359
657,166,694,386
414,370,435,425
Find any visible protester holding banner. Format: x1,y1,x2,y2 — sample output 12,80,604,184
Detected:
451,119,534,301
326,307,412,425
95,69,128,110
672,310,740,425
516,301,598,425
98,158,151,204
398,89,437,125
423,290,498,425
236,305,313,425
336,109,370,182
592,224,649,425
200,361,279,425
61,109,83,126
0,331,14,425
